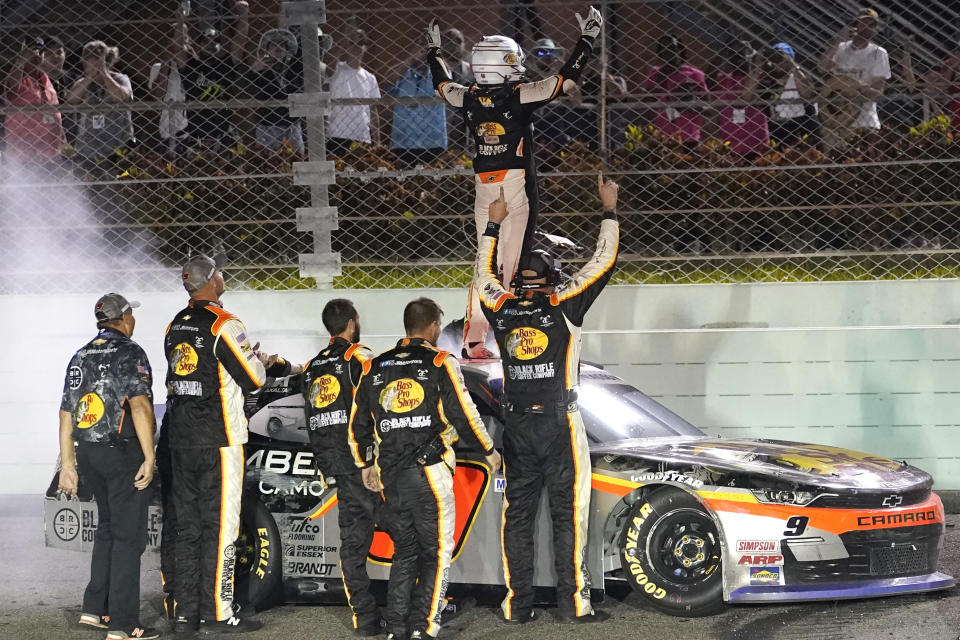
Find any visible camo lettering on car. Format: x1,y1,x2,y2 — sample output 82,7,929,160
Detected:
621,503,667,599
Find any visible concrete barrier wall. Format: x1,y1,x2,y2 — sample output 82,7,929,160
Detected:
4,280,959,493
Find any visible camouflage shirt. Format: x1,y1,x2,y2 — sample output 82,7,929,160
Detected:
60,327,153,443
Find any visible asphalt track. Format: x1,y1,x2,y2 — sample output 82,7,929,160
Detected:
3,495,959,640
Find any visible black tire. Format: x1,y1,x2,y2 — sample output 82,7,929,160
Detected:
234,496,282,611
619,487,724,617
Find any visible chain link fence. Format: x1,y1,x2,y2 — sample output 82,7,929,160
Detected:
1,0,959,293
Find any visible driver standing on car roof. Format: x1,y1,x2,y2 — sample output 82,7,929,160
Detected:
162,253,299,635
473,174,619,625
299,298,381,637
58,293,159,640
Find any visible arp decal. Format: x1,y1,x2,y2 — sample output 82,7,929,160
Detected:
737,554,784,566
368,460,490,564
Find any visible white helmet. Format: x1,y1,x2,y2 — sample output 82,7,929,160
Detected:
471,35,526,84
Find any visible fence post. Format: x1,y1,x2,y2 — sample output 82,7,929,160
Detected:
280,0,340,289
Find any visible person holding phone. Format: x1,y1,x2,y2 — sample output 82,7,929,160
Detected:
3,36,65,168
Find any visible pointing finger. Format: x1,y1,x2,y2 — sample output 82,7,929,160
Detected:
499,186,505,201
598,172,603,189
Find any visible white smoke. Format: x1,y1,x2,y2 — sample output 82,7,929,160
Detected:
0,160,177,295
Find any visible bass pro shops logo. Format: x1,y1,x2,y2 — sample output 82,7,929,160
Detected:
506,327,548,360
379,378,425,413
310,375,341,409
477,121,505,144
75,393,105,429
171,342,199,376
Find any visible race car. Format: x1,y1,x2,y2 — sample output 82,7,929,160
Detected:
44,362,954,617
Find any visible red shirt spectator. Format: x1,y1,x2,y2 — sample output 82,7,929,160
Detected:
643,64,708,143
4,44,64,163
715,71,769,156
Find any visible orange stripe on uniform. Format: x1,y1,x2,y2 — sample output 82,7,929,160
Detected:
215,448,230,620
423,465,453,636
567,413,588,616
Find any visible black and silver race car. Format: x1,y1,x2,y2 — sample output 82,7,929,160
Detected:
45,361,954,617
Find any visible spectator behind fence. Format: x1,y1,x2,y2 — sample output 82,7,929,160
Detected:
247,28,304,155
713,41,769,157
441,27,472,152
643,35,708,143
818,7,890,142
149,12,193,155
327,28,381,156
3,36,65,167
386,58,446,167
762,42,820,148
906,39,960,127
42,37,76,147
66,41,134,170
178,0,250,151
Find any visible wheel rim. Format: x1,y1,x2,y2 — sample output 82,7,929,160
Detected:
234,520,259,579
645,507,721,587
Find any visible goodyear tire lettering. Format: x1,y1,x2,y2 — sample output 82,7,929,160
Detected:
621,502,667,599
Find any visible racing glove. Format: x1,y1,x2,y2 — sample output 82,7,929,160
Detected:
576,6,603,40
425,18,442,51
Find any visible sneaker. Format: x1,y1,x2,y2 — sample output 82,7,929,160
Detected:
173,616,198,635
355,619,381,637
409,632,424,640
463,343,498,360
79,613,110,629
503,609,538,624
105,627,160,639
556,609,610,624
198,614,263,634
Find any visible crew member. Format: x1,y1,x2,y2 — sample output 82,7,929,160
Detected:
474,175,619,623
425,7,603,358
58,293,159,640
164,253,296,634
348,298,501,639
301,299,380,636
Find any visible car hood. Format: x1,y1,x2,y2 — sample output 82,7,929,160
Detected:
593,436,932,492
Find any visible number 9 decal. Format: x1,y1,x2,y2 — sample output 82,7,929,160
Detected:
783,515,809,537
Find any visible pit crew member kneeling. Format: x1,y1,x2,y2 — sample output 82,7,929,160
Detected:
475,174,619,624
348,297,501,640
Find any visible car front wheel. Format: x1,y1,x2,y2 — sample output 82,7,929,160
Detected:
619,487,724,617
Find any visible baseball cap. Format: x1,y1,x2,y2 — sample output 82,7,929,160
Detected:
532,38,563,57
773,42,795,59
857,7,880,21
181,253,226,293
95,293,140,322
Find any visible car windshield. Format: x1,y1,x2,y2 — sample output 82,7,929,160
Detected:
577,381,705,443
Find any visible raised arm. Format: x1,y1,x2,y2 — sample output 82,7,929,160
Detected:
474,186,517,318
517,6,602,107
425,19,469,108
555,175,620,326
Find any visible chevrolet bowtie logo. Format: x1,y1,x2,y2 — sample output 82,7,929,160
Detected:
882,494,904,507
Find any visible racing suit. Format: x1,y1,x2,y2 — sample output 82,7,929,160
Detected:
347,338,495,637
474,209,619,620
427,37,595,349
60,327,154,633
301,336,379,631
164,299,267,623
